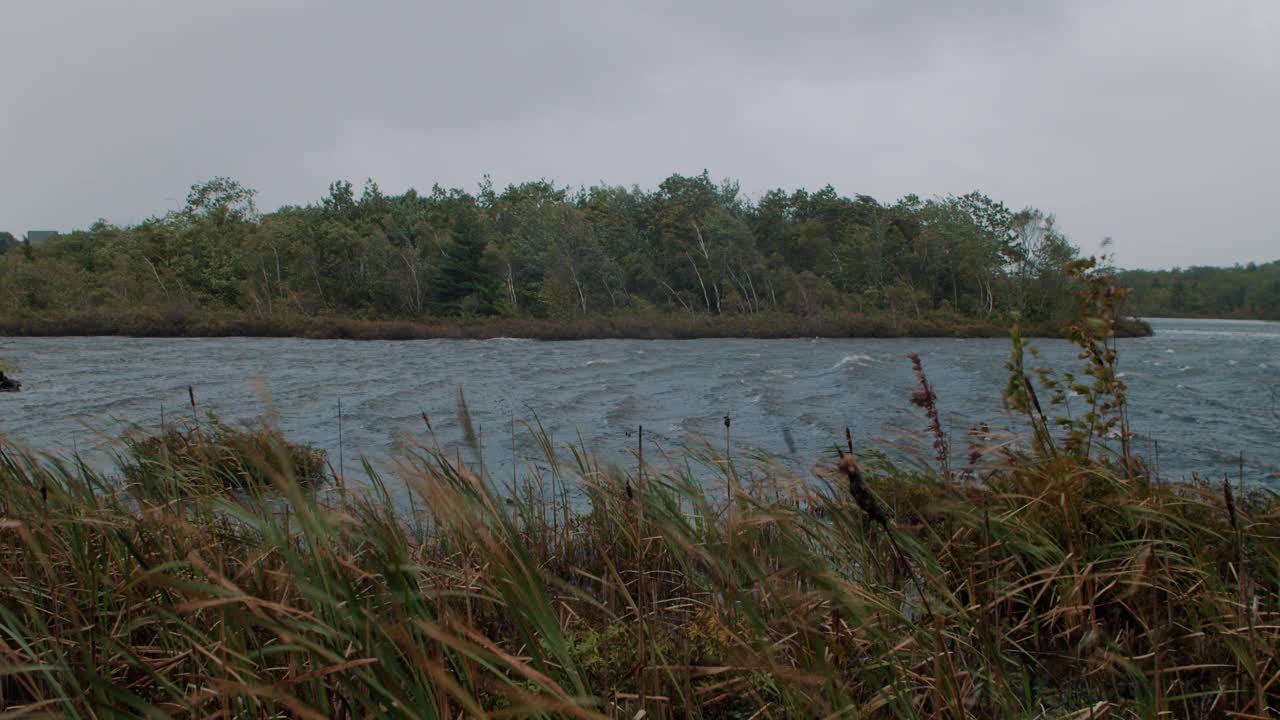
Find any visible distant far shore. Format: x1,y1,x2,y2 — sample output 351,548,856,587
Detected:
1127,313,1279,323
0,311,1153,341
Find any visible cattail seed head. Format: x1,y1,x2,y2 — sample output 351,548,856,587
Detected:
837,453,859,477
1223,478,1238,531
839,452,889,527
1023,375,1044,416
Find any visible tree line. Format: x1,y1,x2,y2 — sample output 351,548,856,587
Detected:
1119,262,1280,321
0,172,1093,329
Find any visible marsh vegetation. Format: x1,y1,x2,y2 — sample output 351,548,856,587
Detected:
1,261,1273,718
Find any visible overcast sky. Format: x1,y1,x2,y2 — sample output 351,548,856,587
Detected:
1,1,1275,268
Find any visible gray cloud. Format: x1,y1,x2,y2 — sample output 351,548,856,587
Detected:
1,0,1275,267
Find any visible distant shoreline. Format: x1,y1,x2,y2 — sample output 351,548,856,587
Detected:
0,312,1153,341
1128,314,1279,323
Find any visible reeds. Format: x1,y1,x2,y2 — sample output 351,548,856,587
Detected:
118,412,329,495
1,396,1276,718
0,264,1264,718
909,352,950,480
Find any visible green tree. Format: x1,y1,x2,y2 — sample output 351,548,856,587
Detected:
432,202,494,314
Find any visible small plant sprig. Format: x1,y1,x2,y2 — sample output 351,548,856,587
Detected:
1003,322,1057,457
1003,255,1135,467
1062,255,1133,463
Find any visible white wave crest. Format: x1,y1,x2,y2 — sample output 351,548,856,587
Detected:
832,354,875,370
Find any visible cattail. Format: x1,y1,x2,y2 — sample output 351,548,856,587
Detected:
1022,375,1044,418
635,424,644,502
1223,477,1238,531
839,452,889,527
838,441,935,622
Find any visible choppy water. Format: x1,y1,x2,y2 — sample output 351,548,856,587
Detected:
2,318,1278,496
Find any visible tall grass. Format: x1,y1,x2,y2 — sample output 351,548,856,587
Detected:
0,261,1272,718
2,414,1276,718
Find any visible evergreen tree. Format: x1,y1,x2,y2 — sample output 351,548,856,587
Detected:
432,205,493,314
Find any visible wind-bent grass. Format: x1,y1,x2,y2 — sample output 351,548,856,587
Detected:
0,410,1276,718
0,261,1272,717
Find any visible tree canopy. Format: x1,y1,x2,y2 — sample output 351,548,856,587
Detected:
1119,262,1280,320
0,173,1124,327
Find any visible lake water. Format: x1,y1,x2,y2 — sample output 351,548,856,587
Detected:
2,318,1278,496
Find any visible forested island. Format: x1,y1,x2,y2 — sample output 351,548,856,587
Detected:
0,173,1150,338
1120,261,1280,321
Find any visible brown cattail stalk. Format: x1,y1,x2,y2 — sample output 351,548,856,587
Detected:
723,414,734,506
635,423,648,708
837,440,933,621
1022,374,1058,458
1223,475,1259,707
337,397,346,501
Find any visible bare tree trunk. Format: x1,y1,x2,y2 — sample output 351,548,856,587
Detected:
685,252,712,313
657,277,692,314
726,265,754,314
691,222,722,313
568,264,588,315
399,250,422,313
500,261,517,310
269,242,282,285
143,257,170,301
259,262,273,313
602,271,627,308
311,262,327,307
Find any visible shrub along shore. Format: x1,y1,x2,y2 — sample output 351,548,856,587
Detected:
0,264,1269,718
0,309,1152,340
